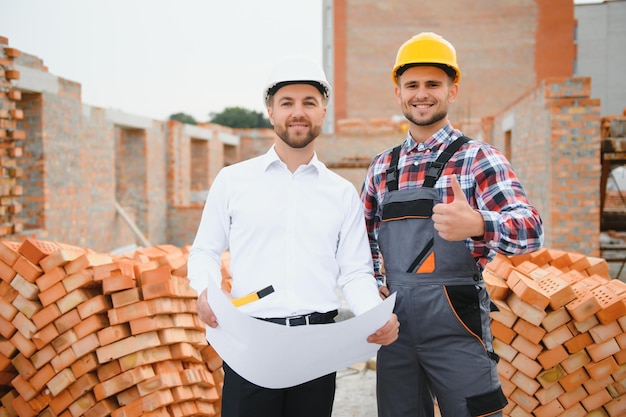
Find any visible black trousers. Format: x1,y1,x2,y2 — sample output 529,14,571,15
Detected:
221,362,336,417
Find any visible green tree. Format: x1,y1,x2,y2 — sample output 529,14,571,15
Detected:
169,112,197,125
210,106,272,129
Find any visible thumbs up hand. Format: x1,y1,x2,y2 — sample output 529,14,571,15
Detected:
432,175,485,241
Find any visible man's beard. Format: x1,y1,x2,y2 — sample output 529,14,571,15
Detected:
274,123,321,149
403,107,447,127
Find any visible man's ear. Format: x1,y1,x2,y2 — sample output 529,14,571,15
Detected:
267,108,274,126
448,83,459,104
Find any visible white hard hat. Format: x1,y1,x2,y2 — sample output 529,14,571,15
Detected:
263,55,332,108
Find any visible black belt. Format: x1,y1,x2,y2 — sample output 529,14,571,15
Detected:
258,310,338,327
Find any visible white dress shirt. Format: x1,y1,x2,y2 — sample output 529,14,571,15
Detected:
188,146,382,317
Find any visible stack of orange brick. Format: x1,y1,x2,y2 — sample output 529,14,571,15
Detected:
0,238,223,417
485,248,626,417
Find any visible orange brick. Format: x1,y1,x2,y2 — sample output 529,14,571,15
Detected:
536,274,577,310
604,395,626,416
11,352,36,379
102,273,135,294
565,332,594,353
12,311,36,339
529,247,554,267
573,314,600,333
591,285,626,324
35,266,67,293
32,322,59,350
12,374,37,401
507,292,546,326
48,389,73,415
0,258,16,282
547,249,575,269
39,248,84,273
513,260,538,276
537,344,569,370
509,387,539,413
585,356,620,381
585,256,611,277
73,313,108,339
71,333,100,362
561,349,592,374
118,345,172,372
513,318,546,344
92,261,135,281
483,269,509,300
97,323,131,346
558,385,588,410
29,363,55,392
52,329,78,354
63,253,112,275
584,374,615,394
76,294,111,319
12,256,43,283
509,271,551,309
96,359,121,382
61,270,96,293
489,299,517,327
541,306,571,332
129,314,173,335
110,287,142,308
18,239,57,265
512,352,543,379
56,288,98,314
11,276,39,304
566,285,601,322
533,399,564,417
54,308,81,333
512,334,542,360
581,388,612,413
140,265,171,285
0,241,19,266
587,338,621,362
559,367,590,392
50,347,76,373
542,324,574,350
535,382,564,405
30,343,56,370
107,300,151,325
93,364,155,401
589,321,622,344
68,372,99,400
38,281,67,307
70,351,98,378
11,329,36,357
31,302,61,330
96,331,161,363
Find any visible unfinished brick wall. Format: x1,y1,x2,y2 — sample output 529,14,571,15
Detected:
489,77,602,255
0,37,25,237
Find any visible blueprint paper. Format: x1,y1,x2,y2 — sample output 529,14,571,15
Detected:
204,282,396,389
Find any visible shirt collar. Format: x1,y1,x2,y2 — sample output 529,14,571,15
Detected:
403,123,462,152
263,145,322,175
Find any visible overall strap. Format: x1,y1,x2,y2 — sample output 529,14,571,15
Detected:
385,145,402,192
423,136,470,188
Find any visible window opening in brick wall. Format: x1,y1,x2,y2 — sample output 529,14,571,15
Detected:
18,92,44,231
115,127,149,236
224,143,238,167
504,130,512,162
190,138,209,204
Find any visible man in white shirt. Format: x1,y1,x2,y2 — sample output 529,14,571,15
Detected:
187,56,399,417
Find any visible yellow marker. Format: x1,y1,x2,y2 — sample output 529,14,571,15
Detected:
231,285,275,307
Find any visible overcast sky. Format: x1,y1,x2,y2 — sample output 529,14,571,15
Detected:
2,1,598,123
1,0,323,122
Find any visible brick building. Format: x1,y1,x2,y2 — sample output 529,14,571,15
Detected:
322,0,576,134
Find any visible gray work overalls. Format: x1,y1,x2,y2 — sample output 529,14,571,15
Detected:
376,137,507,417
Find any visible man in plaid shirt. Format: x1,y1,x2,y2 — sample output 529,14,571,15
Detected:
361,32,543,417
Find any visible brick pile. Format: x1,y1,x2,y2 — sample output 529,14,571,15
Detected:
0,238,223,417
485,248,626,417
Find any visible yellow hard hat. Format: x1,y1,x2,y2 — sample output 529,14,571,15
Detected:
392,32,460,85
